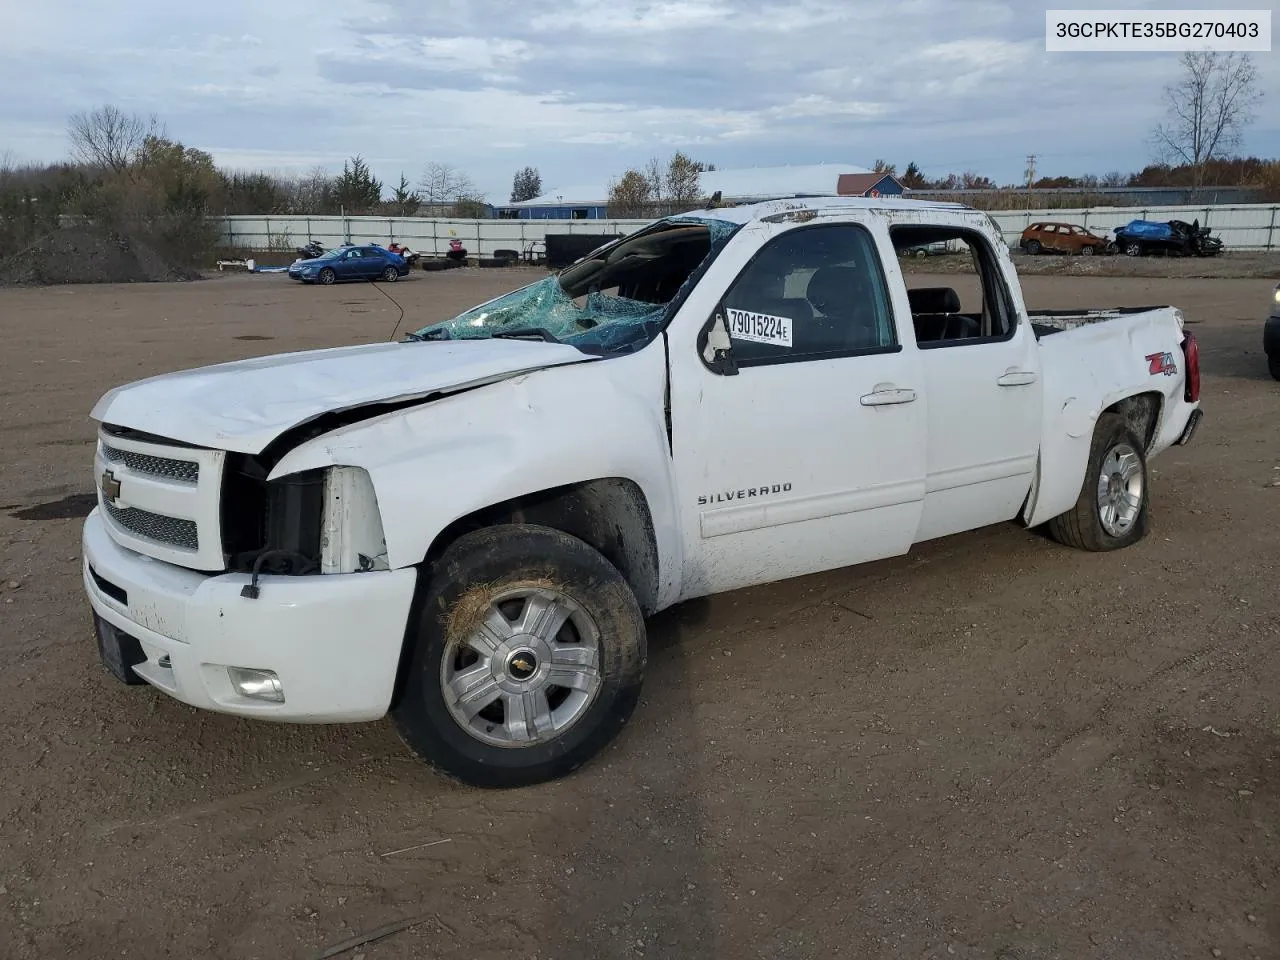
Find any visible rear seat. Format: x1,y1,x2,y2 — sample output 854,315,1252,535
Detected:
908,287,980,341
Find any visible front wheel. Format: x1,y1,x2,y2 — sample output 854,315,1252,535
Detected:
392,524,647,788
318,267,336,285
1269,355,1280,381
1025,240,1042,255
381,266,399,282
1123,241,1143,257
1080,244,1094,256
1047,413,1149,551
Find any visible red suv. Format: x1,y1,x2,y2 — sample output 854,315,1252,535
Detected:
1020,221,1114,256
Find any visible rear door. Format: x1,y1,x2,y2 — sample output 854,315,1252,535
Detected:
891,223,1043,542
665,218,929,600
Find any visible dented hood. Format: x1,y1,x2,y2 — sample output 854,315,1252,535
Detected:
90,338,593,454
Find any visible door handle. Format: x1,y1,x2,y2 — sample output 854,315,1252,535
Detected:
997,370,1038,386
860,385,917,406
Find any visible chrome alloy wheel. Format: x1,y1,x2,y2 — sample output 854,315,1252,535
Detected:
1096,442,1144,537
440,585,604,747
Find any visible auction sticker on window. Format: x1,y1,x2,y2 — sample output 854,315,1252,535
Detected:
727,308,793,348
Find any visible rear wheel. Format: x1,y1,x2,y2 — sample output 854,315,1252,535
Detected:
1025,240,1042,255
392,524,647,788
1048,413,1149,551
1269,354,1280,381
381,266,399,282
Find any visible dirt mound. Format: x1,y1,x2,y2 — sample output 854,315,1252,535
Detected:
0,228,202,286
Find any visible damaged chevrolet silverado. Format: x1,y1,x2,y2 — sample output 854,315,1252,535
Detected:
82,197,1203,788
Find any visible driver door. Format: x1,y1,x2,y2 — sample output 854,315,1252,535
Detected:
666,220,928,600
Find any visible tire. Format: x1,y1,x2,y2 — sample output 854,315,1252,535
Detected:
1269,355,1280,382
391,524,647,788
381,266,399,282
1080,244,1094,257
1047,413,1150,552
1026,240,1042,255
318,267,336,285
1123,241,1143,257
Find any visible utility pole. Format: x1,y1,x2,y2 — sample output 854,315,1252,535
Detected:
1023,154,1038,210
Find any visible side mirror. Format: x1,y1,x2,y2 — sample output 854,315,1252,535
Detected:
697,306,738,376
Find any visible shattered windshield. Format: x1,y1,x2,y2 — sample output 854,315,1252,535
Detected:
411,216,739,354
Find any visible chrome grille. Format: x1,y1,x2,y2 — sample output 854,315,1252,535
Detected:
102,444,199,484
103,500,199,551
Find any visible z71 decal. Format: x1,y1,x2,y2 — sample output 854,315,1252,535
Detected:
1145,351,1178,376
727,308,793,348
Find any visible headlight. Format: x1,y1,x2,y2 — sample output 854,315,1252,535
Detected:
320,466,389,573
1273,283,1280,307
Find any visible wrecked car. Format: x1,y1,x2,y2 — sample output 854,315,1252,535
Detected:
82,197,1203,788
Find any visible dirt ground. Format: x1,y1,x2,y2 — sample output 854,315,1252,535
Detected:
2,265,1279,960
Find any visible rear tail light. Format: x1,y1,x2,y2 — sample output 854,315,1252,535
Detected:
1181,330,1200,403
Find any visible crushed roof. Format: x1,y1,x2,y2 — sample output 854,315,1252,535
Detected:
507,162,877,208
670,194,971,225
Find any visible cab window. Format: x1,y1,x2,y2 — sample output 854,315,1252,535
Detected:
718,223,898,367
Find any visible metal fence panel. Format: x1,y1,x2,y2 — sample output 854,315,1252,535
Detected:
217,204,1280,254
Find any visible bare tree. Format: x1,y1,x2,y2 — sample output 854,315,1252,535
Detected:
67,105,162,175
607,169,653,218
419,162,479,204
1152,50,1261,186
643,157,666,204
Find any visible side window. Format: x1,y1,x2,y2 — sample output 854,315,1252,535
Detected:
892,226,1018,348
719,224,897,366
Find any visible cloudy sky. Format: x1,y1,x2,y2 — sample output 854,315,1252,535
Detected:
2,0,1276,202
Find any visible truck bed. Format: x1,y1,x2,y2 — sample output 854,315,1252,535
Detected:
1029,305,1174,339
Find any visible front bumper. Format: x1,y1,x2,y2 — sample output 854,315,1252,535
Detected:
81,508,417,722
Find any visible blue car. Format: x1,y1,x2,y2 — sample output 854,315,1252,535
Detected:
288,245,409,284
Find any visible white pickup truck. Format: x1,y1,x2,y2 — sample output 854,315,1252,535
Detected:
82,197,1203,787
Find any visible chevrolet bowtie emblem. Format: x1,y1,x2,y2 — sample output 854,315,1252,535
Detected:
100,469,121,502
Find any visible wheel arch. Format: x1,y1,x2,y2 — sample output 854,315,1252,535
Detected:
1022,388,1163,528
389,477,662,710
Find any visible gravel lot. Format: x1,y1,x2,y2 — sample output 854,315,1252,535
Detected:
1,265,1278,960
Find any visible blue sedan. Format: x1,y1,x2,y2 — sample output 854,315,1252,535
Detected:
288,245,409,285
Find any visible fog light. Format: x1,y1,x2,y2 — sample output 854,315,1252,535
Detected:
228,666,284,702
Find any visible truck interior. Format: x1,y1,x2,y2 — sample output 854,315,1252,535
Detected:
889,225,1018,347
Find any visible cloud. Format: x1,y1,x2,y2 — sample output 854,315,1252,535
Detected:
0,0,1277,201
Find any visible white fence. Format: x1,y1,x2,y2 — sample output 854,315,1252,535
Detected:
216,203,1280,255
217,215,651,258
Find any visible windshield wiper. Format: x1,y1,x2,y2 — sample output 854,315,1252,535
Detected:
491,327,561,343
405,327,451,341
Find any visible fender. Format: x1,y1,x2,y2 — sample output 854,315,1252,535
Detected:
1024,308,1185,528
266,344,685,611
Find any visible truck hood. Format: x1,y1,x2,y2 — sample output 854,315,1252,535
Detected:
90,339,594,454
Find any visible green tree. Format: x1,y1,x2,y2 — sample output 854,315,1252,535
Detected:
390,172,421,216
665,151,704,206
900,162,926,189
332,155,383,214
510,166,542,203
